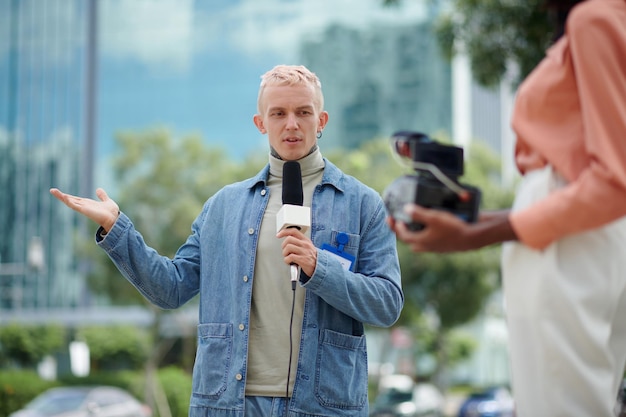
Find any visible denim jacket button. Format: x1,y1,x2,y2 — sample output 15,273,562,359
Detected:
238,323,245,331
248,228,254,235
243,275,249,282
236,373,243,381
261,189,267,196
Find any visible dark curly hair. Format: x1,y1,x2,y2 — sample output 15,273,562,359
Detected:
544,0,587,42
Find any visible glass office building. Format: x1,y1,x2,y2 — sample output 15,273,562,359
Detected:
0,0,96,311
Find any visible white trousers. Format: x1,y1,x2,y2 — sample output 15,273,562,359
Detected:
502,166,626,417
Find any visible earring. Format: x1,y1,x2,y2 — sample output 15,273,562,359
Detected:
316,130,323,139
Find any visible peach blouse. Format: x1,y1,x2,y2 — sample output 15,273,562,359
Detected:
510,0,626,249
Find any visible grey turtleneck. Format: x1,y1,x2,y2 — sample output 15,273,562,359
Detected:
245,148,325,397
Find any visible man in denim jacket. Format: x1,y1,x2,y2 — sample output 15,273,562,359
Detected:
51,65,403,417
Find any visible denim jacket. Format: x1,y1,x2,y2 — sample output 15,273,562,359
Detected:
97,159,403,417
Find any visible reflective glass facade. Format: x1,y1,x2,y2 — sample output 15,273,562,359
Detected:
0,0,95,311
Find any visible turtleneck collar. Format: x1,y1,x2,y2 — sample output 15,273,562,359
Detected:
269,146,325,178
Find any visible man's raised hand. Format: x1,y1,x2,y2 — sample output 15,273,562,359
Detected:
50,187,120,233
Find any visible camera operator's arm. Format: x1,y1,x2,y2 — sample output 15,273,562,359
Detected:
388,205,518,253
478,209,512,223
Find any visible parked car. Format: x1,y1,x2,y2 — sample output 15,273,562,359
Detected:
370,374,444,417
457,386,515,417
9,386,152,417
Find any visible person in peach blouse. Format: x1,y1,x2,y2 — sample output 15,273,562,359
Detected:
387,0,626,416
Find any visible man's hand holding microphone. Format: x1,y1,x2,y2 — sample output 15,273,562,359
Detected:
276,161,316,285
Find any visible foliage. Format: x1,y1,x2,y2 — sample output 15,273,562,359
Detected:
435,0,554,88
0,323,66,368
156,366,192,417
76,325,151,371
0,370,57,417
441,329,478,364
386,0,556,88
325,136,407,193
111,128,264,257
464,140,516,209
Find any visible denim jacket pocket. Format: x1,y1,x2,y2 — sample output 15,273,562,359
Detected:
315,328,367,410
192,323,233,399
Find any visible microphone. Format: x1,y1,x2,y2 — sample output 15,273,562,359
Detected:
277,161,311,286
282,160,304,207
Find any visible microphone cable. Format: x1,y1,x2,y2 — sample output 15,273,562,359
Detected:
280,160,304,413
285,276,297,414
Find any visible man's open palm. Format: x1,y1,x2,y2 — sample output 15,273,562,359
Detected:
50,187,119,232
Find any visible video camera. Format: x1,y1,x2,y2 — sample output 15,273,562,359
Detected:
383,131,481,231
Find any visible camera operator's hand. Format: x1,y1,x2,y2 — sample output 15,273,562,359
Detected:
387,204,517,253
388,204,470,252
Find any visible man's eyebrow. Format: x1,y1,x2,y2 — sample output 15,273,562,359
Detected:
268,105,314,112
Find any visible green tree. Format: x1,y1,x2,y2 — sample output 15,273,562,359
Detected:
385,0,556,88
77,325,151,371
325,137,407,192
111,128,265,257
0,323,66,368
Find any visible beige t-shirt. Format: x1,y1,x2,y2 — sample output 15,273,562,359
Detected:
245,149,324,397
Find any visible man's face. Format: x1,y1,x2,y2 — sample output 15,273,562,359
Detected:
253,84,328,161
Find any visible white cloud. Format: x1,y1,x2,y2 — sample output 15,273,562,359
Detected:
100,0,195,73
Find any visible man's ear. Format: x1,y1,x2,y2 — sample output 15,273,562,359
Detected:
253,114,266,134
318,111,329,131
